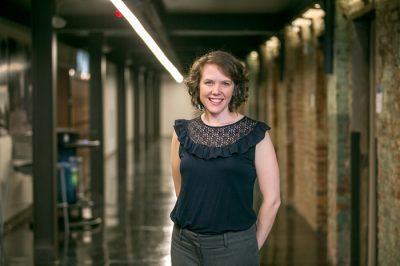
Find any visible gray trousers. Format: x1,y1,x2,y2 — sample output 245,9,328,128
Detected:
171,224,259,266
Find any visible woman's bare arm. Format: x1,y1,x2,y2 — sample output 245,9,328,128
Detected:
170,130,182,197
255,132,281,249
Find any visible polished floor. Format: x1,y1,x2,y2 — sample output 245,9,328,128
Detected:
2,138,330,266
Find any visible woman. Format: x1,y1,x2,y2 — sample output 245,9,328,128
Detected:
170,50,280,265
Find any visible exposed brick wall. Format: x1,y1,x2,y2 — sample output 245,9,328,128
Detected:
326,2,352,264
281,25,329,233
291,38,309,226
252,1,400,265
256,4,352,262
258,46,290,202
315,47,328,233
258,20,329,233
296,26,320,231
375,0,400,265
275,79,289,203
255,4,344,264
282,29,302,207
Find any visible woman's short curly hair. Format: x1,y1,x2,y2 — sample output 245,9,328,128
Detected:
184,50,249,112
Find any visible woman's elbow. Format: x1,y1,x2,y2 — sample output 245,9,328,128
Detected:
275,198,281,210
268,196,281,211
272,197,281,209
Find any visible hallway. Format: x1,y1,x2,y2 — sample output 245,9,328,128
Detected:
2,1,400,265
2,138,330,266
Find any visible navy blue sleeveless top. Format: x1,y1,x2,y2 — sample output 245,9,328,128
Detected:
170,116,270,234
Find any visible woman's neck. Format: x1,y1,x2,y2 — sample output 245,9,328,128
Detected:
201,112,243,126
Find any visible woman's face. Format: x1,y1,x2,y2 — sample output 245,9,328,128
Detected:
199,64,234,116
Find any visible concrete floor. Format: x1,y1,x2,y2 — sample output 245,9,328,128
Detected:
2,138,330,265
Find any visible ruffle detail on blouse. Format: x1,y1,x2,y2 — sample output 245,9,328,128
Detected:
174,118,270,159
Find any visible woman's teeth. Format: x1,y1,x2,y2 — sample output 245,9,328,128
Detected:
209,98,223,103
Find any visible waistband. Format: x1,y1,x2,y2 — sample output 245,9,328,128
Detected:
174,224,256,248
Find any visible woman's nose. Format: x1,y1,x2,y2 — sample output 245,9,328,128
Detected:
211,84,221,94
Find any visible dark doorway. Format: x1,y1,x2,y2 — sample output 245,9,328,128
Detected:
350,11,376,266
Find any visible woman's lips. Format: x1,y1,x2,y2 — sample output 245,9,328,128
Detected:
209,98,223,104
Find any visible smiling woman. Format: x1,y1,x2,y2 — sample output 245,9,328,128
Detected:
169,50,281,266
185,51,249,120
199,64,235,120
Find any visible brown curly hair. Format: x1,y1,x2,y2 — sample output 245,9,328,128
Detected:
184,50,249,112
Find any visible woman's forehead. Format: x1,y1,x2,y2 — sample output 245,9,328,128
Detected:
201,63,231,79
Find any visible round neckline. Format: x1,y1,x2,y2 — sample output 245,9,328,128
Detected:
199,115,246,128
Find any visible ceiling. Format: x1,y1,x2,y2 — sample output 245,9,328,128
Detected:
0,0,319,74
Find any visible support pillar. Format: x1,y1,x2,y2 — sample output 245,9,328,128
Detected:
324,0,335,74
153,73,161,140
32,0,58,262
117,62,127,178
132,68,141,163
144,70,153,150
89,33,105,213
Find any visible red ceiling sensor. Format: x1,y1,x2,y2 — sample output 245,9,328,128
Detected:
115,10,122,18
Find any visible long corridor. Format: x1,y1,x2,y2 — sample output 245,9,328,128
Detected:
2,138,330,266
3,0,400,265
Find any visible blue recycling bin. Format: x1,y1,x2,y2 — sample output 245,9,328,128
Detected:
57,128,80,204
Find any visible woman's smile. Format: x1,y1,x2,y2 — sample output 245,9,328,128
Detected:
208,97,224,104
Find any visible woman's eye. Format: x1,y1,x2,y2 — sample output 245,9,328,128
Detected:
204,80,213,85
223,81,232,86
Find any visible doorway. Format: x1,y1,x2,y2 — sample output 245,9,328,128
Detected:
350,12,376,266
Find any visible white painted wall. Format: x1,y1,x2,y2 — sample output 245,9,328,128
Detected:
160,74,194,137
0,136,32,222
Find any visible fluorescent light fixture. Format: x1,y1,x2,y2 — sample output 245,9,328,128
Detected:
109,0,183,83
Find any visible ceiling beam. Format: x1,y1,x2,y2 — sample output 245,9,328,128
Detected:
0,1,31,26
170,35,268,50
57,3,320,35
169,35,266,69
57,15,129,32
164,13,286,32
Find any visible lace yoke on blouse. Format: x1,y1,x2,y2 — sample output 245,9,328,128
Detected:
174,116,270,159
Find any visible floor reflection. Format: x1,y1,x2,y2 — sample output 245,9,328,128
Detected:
2,137,330,265
258,206,330,266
